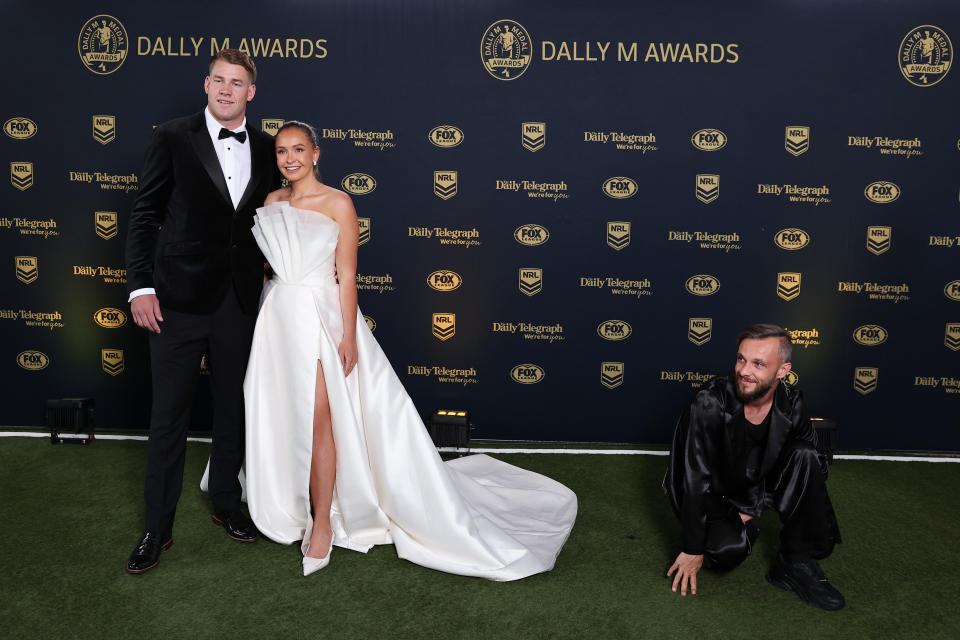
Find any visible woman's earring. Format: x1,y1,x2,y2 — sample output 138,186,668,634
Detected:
313,161,317,166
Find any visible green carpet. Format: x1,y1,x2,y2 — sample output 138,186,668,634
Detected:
2,437,958,639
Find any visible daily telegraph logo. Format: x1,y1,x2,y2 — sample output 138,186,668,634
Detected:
510,363,545,384
427,270,462,292
357,217,371,246
602,177,638,199
691,128,726,151
92,115,116,145
864,181,900,204
522,122,545,151
341,173,376,195
481,20,532,80
899,26,952,87
601,362,624,389
4,118,37,140
597,320,632,341
432,313,456,341
854,367,878,395
94,308,127,328
777,272,801,300
95,211,118,239
261,119,284,136
514,224,549,246
17,350,49,371
519,268,542,296
784,126,810,156
10,162,33,191
774,228,810,250
434,171,458,199
429,125,464,148
853,324,888,346
946,323,960,351
945,280,960,301
688,318,712,345
865,226,891,255
606,222,631,250
695,174,718,203
101,349,124,375
685,274,719,296
78,15,128,75
15,256,38,284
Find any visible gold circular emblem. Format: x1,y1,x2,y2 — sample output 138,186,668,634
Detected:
784,371,799,386
78,15,129,75
899,25,952,87
481,20,532,81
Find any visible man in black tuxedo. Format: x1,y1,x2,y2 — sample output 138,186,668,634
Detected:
124,49,278,573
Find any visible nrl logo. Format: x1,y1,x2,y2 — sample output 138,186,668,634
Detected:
10,162,33,191
606,221,630,250
514,224,549,246
364,315,376,332
102,349,124,376
15,256,38,284
864,181,900,204
95,211,118,239
432,313,456,341
522,122,545,151
774,228,810,250
695,174,718,203
690,128,727,151
853,324,888,346
518,268,542,296
434,171,458,199
854,367,878,395
600,362,624,389
261,119,284,136
777,272,801,301
357,217,371,246
429,125,464,148
783,370,799,386
602,177,637,199
92,115,116,145
341,173,376,195
597,320,632,341
945,323,960,351
685,274,720,296
785,126,810,156
688,318,712,345
866,226,891,255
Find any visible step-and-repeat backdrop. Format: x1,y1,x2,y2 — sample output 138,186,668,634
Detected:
2,2,958,449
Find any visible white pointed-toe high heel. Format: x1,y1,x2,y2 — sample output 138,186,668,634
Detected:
302,538,334,577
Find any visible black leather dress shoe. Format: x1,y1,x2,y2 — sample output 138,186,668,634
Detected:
211,511,258,542
126,531,173,574
767,554,845,610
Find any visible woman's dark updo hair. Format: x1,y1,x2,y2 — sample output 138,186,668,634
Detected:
276,120,321,178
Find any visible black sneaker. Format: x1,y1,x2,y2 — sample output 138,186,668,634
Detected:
766,554,845,610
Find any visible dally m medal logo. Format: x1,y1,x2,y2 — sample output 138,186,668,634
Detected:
262,119,284,136
427,270,462,292
518,268,542,296
899,26,952,87
510,363,545,384
775,228,810,251
777,272,801,301
102,349,124,376
691,128,727,151
864,181,900,204
685,274,720,296
606,221,631,250
434,171,458,199
364,315,376,332
15,256,38,284
11,162,33,191
945,280,960,301
785,126,810,156
522,122,546,151
597,320,632,341
853,324,888,346
602,177,638,199
481,20,533,81
601,362,624,389
4,117,37,140
96,211,118,239
94,308,127,328
78,15,128,75
945,323,960,351
93,115,116,144
357,218,371,246
854,367,878,395
688,318,712,345
432,313,456,341
866,226,892,255
695,174,719,203
514,224,549,246
17,350,49,371
429,125,464,148
784,370,800,386
341,173,376,195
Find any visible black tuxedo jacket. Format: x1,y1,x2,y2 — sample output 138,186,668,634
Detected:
663,375,819,555
125,111,278,314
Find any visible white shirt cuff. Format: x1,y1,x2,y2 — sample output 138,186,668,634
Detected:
128,288,156,302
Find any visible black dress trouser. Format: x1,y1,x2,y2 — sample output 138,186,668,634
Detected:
703,439,840,571
143,286,257,534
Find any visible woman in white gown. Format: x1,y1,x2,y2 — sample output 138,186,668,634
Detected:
243,121,577,579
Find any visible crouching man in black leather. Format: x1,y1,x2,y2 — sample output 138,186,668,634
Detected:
664,324,844,610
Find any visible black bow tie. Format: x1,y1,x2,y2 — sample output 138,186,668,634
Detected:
218,127,247,144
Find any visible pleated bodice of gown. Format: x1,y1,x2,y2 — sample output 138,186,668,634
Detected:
243,202,577,581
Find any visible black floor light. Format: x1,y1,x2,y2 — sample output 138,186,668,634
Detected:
47,398,95,445
427,410,472,449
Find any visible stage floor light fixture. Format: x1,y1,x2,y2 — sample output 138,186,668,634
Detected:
427,409,472,449
47,398,95,445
